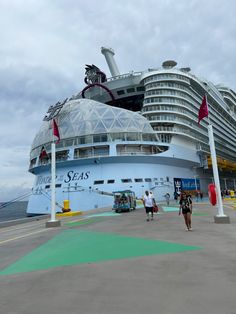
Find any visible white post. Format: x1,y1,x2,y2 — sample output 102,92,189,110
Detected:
207,124,225,217
46,141,60,227
51,142,56,221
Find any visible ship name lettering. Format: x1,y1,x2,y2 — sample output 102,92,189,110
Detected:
36,176,51,185
64,171,90,183
36,175,63,185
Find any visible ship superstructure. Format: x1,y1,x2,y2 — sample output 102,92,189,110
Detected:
81,48,236,173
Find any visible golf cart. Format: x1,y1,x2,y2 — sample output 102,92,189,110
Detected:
112,190,136,213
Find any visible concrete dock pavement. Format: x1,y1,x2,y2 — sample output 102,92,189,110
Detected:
0,200,236,314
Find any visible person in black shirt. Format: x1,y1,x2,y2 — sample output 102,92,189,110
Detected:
179,191,193,231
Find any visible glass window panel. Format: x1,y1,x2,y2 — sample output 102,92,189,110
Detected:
102,119,114,130
137,86,145,91
102,109,115,119
100,134,108,142
117,90,125,95
93,121,106,133
65,139,73,146
93,135,101,143
85,135,93,144
110,133,126,141
118,118,131,129
126,133,139,141
79,136,85,144
127,88,135,93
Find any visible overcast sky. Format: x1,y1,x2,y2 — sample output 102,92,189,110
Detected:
1,0,236,202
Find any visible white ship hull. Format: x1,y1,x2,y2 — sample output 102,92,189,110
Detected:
27,154,199,214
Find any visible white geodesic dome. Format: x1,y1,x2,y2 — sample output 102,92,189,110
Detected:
31,98,155,149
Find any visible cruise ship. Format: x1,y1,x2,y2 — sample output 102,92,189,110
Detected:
27,47,236,215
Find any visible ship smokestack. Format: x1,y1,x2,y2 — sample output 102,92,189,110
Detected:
101,47,120,77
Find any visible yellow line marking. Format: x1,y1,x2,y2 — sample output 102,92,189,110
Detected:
0,228,53,246
56,211,82,217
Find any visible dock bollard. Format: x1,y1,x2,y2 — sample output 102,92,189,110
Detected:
63,200,71,212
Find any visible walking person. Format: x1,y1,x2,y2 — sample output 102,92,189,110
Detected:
200,191,203,201
142,190,155,221
164,193,170,206
179,191,193,231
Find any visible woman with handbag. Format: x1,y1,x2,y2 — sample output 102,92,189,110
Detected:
179,191,193,231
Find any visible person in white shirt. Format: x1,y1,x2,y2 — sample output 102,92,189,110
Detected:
164,193,170,206
142,190,155,221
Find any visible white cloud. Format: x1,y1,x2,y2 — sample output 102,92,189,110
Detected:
1,0,236,201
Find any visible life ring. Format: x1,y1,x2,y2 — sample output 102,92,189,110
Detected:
208,183,217,206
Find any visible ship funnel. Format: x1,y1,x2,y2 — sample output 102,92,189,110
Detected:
101,47,120,77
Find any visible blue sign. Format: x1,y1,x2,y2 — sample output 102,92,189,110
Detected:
174,178,200,193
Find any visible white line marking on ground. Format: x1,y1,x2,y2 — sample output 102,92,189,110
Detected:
0,228,54,246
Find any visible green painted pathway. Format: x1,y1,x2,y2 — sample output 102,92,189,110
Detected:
86,212,121,217
162,207,209,216
162,206,179,212
0,230,201,276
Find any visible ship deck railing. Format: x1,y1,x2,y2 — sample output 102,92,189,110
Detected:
106,71,143,82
